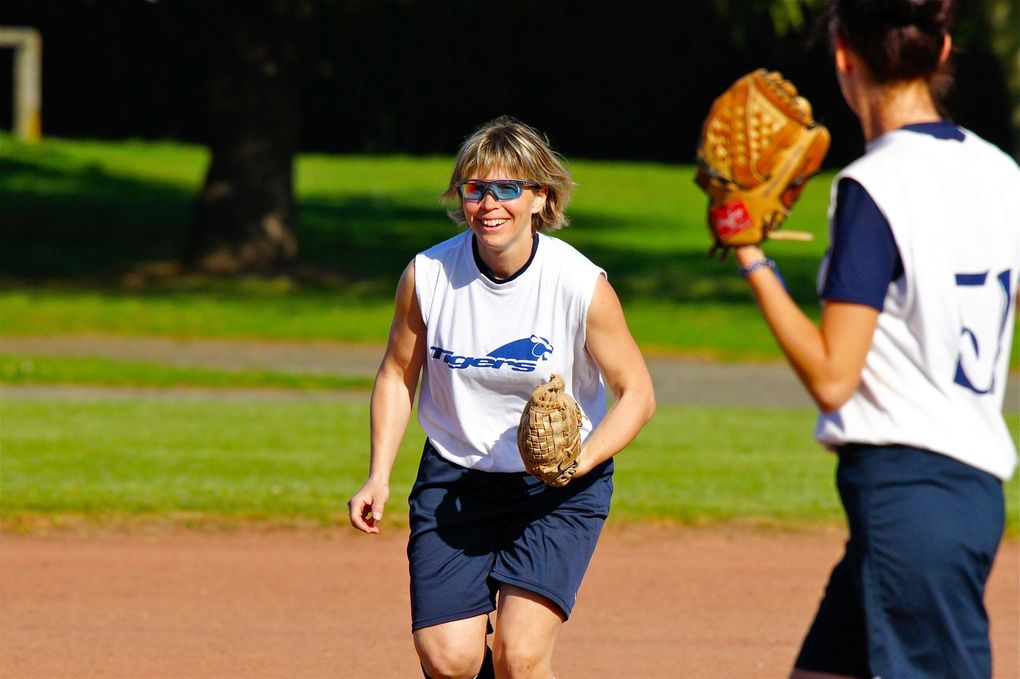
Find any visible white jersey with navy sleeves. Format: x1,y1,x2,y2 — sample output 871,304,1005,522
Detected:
414,231,607,472
815,127,1020,481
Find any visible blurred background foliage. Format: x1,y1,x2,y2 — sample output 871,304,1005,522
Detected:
0,0,1014,164
0,0,1016,341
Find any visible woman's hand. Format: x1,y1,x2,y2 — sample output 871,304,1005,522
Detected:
347,478,390,535
349,259,426,535
572,446,597,479
734,244,767,268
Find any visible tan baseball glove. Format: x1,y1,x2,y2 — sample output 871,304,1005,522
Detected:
517,374,583,488
695,69,830,257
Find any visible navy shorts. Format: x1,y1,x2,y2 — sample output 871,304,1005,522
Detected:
407,440,613,631
795,444,1005,679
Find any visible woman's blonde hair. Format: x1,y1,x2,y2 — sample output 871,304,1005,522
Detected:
442,116,575,231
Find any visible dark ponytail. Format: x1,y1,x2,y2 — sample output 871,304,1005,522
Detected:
826,0,954,84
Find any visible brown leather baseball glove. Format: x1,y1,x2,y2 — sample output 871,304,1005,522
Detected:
696,69,830,257
517,374,583,488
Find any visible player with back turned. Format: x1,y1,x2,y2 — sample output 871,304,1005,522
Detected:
696,0,1019,677
347,116,655,679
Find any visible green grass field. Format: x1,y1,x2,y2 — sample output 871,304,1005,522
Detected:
0,355,373,391
1,135,1018,534
4,134,1016,361
1,397,1017,532
0,134,839,360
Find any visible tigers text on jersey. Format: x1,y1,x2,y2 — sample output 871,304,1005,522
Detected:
816,127,1020,481
414,231,607,472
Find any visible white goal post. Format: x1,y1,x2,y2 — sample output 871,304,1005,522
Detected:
0,26,42,141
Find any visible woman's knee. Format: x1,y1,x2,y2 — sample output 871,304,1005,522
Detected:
418,648,485,679
491,586,562,677
415,630,486,679
492,637,552,678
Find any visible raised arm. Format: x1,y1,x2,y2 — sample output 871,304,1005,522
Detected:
576,275,656,476
734,245,879,413
347,260,427,534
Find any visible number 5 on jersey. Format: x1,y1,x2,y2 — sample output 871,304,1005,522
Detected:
954,270,1013,395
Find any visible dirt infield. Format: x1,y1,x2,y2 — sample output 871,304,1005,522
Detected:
3,336,1018,677
1,525,1016,679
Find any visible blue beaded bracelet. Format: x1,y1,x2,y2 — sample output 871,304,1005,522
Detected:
738,258,777,280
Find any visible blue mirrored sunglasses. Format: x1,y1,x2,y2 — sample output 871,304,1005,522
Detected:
456,179,541,202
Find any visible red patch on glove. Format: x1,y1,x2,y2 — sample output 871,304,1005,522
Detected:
710,200,753,239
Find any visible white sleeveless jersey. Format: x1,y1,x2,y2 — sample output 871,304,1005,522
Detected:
815,128,1020,481
414,231,608,471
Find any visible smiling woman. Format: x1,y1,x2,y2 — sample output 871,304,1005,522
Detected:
455,170,546,280
346,115,656,679
439,117,576,281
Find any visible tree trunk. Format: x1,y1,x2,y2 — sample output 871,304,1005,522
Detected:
184,1,301,273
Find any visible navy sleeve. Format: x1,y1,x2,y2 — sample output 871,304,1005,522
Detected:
821,178,903,311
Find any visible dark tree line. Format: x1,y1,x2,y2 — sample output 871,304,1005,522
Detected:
1,0,1014,273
